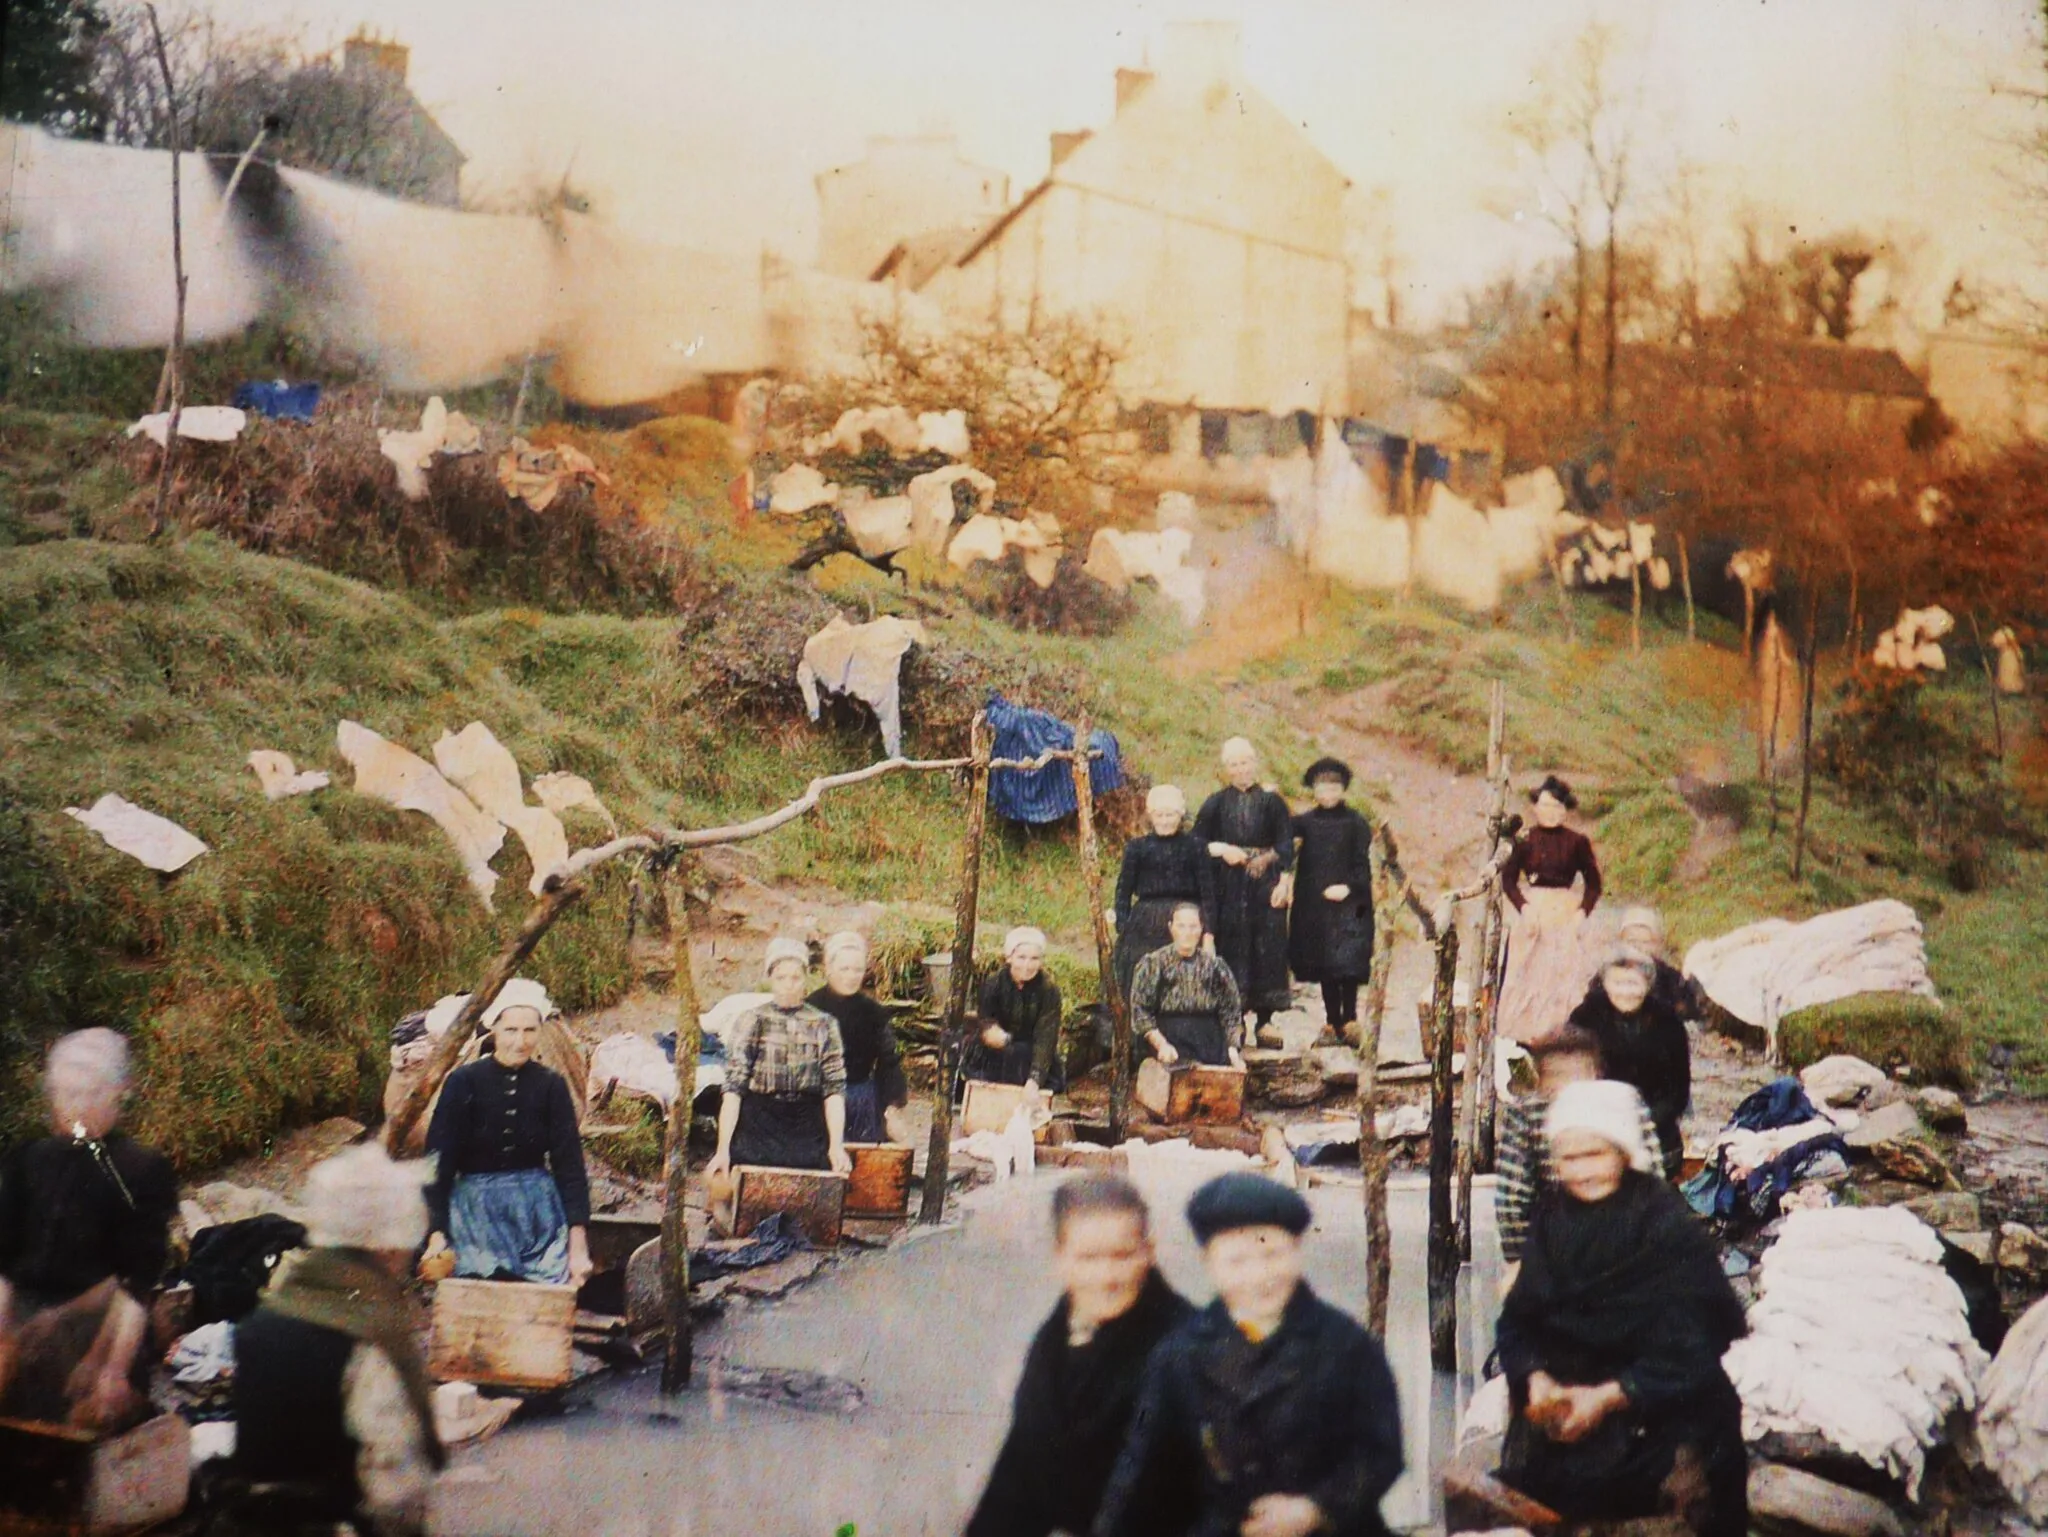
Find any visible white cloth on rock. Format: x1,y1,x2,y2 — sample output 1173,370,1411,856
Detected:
906,464,995,555
1977,1294,2048,1522
338,720,505,906
795,613,928,759
1721,1206,1986,1497
63,794,208,872
587,1032,689,1110
1681,900,1940,1049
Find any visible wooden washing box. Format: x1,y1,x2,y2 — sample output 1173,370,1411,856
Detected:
843,1144,914,1219
1135,1058,1246,1124
717,1166,848,1249
429,1278,578,1391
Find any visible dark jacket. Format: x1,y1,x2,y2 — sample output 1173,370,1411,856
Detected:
0,1132,177,1306
1568,986,1692,1155
1096,1285,1403,1537
424,1057,590,1234
807,987,909,1110
968,1271,1192,1537
1287,804,1375,983
970,971,1064,1088
1114,832,1217,936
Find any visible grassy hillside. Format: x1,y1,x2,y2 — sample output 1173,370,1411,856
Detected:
0,533,1321,1164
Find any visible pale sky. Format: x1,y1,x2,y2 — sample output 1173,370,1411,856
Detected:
199,0,2048,324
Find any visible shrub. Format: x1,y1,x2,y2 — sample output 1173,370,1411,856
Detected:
1776,993,1969,1088
113,391,701,615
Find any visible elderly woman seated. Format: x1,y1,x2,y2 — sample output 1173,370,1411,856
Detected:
0,1029,177,1430
705,938,852,1177
1128,903,1248,1070
1494,1080,1748,1537
423,1002,592,1287
965,927,1064,1092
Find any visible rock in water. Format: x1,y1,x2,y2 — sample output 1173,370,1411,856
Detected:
1999,1223,2048,1279
1913,1086,1966,1133
1749,1462,1906,1537
1897,1191,1979,1233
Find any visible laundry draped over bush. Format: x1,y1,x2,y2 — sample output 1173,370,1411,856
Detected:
984,692,1123,824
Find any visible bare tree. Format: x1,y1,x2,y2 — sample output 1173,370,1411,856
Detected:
1503,22,1653,424
92,2,456,203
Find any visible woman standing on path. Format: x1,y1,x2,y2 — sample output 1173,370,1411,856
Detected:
1194,737,1295,1030
1112,784,1216,1007
1288,757,1375,1048
1497,775,1603,1043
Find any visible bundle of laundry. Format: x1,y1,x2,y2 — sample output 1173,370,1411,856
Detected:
1684,1078,1849,1226
984,692,1123,825
1681,899,1939,1049
1978,1295,2048,1522
1722,1206,1987,1498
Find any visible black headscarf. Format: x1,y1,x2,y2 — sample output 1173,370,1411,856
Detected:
1502,1170,1744,1381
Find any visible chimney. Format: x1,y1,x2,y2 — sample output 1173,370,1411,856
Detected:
1115,68,1154,113
1050,130,1092,169
343,33,409,83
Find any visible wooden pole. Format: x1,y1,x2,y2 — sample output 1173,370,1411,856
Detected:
1426,920,1462,1372
919,714,992,1224
1765,614,1785,837
1792,589,1821,880
1629,557,1644,655
1457,684,1510,1254
1969,612,2006,762
1547,548,1579,644
1357,831,1400,1338
1678,533,1696,643
144,4,188,542
1071,715,1132,1139
659,861,703,1394
383,879,587,1153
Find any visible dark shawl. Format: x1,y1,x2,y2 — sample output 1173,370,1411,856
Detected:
424,1057,589,1233
1568,986,1692,1154
1495,1172,1746,1531
967,1271,1191,1537
970,971,1064,1087
1192,786,1296,1013
0,1132,178,1306
807,987,909,1109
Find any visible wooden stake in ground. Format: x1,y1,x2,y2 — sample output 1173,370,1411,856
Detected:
658,862,704,1394
1356,830,1401,1338
1969,612,2007,762
919,714,992,1224
1678,533,1696,643
1547,548,1579,645
1629,557,1643,656
1070,715,1133,1140
1792,590,1822,879
383,878,587,1154
144,4,190,542
1426,919,1462,1372
1457,683,1510,1254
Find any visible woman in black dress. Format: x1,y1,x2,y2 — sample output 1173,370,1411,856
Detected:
1194,737,1295,1026
1569,949,1692,1179
965,927,1064,1091
807,931,909,1145
1288,757,1375,1046
1496,1080,1747,1536
1112,784,1215,1004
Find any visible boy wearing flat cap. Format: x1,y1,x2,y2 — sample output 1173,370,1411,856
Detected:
1095,1174,1404,1537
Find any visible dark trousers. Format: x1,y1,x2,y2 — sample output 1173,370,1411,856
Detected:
1321,981,1359,1029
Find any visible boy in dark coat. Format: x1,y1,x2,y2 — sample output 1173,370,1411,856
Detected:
1096,1175,1404,1537
969,1175,1192,1537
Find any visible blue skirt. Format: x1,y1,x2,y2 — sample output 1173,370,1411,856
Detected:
843,1080,883,1144
449,1169,571,1284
